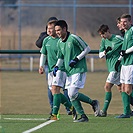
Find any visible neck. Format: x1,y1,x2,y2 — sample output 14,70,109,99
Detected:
62,32,67,41
108,34,112,39
52,34,58,38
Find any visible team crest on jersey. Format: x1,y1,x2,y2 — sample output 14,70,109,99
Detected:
67,42,71,48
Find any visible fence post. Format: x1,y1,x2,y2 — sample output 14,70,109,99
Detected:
90,57,94,72
30,57,33,72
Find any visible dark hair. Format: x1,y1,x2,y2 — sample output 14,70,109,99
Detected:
97,24,109,34
55,20,68,30
47,17,58,23
116,17,121,23
120,14,131,21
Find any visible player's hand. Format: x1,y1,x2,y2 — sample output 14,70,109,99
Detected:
53,66,59,77
69,57,79,68
115,60,121,72
120,50,126,57
105,46,112,54
39,66,44,74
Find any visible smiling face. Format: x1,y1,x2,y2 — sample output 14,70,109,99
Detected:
117,20,123,31
47,23,56,37
121,17,132,31
99,30,110,39
55,25,67,40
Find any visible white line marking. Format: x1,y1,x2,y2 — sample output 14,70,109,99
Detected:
22,120,55,133
4,118,47,121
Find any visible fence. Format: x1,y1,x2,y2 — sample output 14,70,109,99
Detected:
0,50,107,72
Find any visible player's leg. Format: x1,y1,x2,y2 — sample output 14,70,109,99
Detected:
47,88,53,115
130,88,133,116
67,73,100,122
44,65,53,115
60,92,77,120
116,65,132,118
130,88,133,106
68,87,88,122
47,72,60,120
99,82,113,117
62,88,72,115
51,85,61,120
99,71,120,117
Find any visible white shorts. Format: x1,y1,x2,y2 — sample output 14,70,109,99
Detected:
48,70,67,90
120,65,133,84
65,73,86,89
106,71,120,85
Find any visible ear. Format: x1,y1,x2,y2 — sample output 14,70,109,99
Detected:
63,27,67,32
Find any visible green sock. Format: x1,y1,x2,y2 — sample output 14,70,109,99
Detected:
76,93,93,104
102,92,112,112
52,94,61,115
121,92,130,115
60,93,72,109
130,91,133,106
71,99,85,115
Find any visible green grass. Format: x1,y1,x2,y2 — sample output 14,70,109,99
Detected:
1,71,133,132
1,114,133,133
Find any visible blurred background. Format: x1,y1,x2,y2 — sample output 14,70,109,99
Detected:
0,0,132,71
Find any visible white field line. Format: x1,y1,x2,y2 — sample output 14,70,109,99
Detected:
22,120,56,133
4,118,47,121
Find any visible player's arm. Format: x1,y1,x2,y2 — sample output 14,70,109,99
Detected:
99,39,106,58
53,59,64,77
39,38,48,74
77,46,91,60
69,35,91,67
39,54,46,74
99,51,105,58
53,47,64,76
121,46,133,55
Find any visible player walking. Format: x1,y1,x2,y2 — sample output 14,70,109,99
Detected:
115,14,133,118
53,20,100,122
98,24,123,117
39,20,77,120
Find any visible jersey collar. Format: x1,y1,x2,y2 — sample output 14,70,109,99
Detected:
62,32,70,42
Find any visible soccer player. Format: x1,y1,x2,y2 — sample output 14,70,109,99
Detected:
39,20,77,121
116,17,125,37
36,17,72,115
115,14,133,118
116,16,133,116
53,20,100,122
98,24,123,117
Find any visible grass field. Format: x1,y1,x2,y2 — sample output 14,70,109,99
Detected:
0,71,133,133
1,114,133,133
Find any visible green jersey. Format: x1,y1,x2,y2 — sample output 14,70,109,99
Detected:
122,26,133,66
40,36,64,73
57,32,88,76
99,34,123,72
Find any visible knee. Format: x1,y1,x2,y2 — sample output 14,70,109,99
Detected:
104,85,111,92
68,91,78,101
